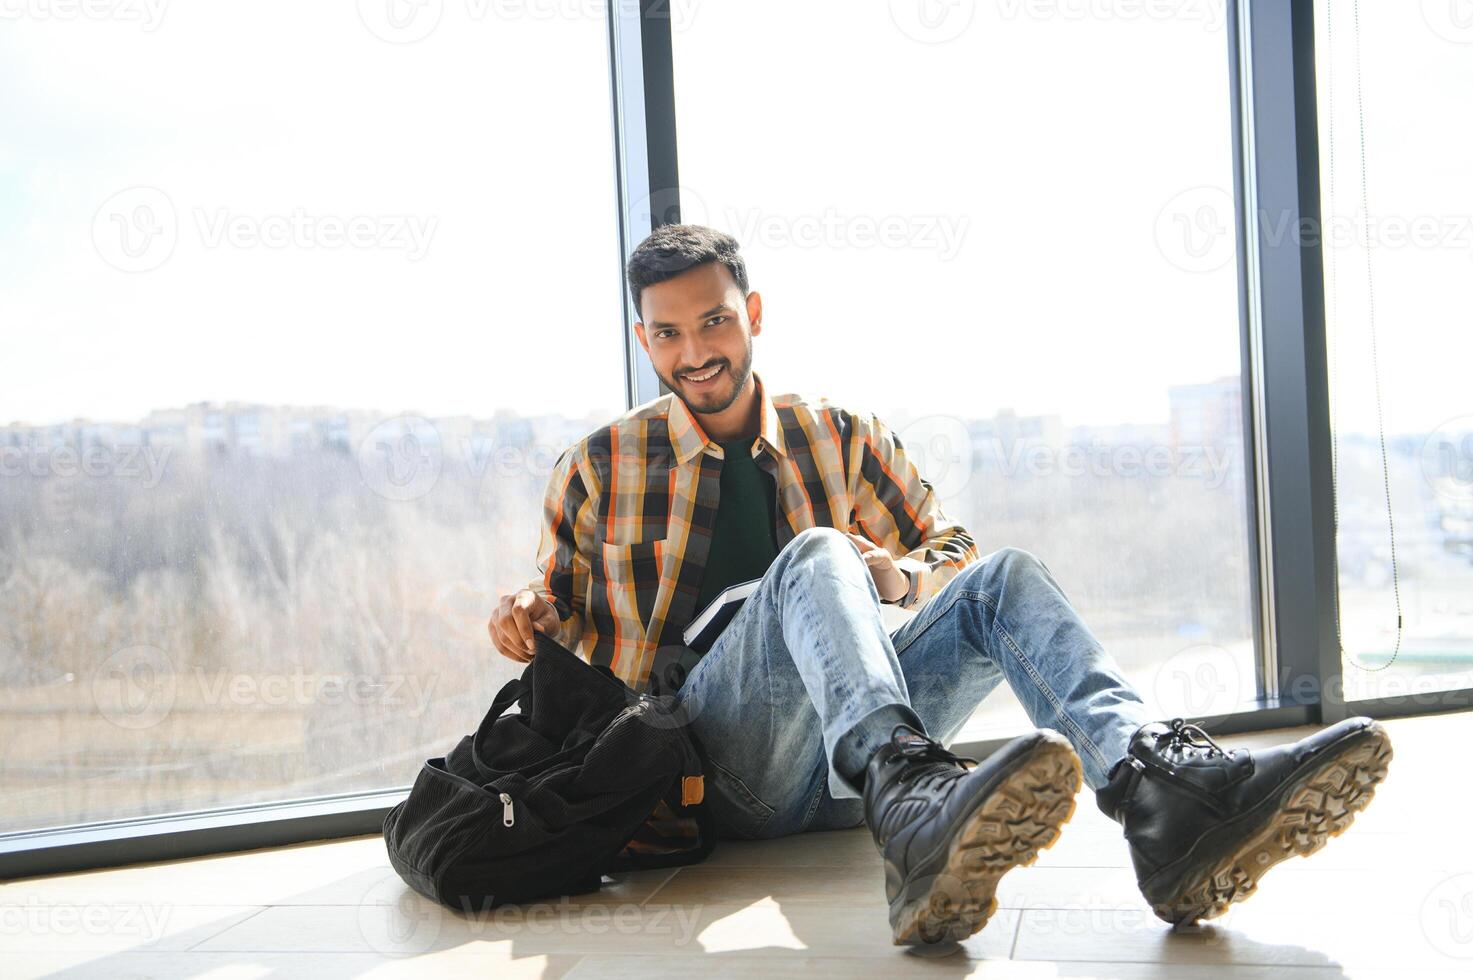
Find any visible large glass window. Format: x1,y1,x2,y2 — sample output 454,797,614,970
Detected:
1315,1,1473,702
0,5,624,833
672,0,1256,738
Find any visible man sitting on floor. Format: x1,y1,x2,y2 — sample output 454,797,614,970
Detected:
489,223,1394,946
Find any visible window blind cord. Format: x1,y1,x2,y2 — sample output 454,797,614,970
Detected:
1325,0,1404,674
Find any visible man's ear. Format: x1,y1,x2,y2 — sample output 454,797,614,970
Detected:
746,290,763,335
633,320,648,354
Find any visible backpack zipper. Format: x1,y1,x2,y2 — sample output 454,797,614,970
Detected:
499,791,515,827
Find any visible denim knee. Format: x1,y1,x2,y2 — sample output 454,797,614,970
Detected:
977,545,1050,585
788,525,853,556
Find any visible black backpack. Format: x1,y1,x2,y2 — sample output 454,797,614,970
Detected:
382,631,718,911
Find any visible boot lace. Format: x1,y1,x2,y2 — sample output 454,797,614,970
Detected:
1165,716,1231,759
886,726,978,792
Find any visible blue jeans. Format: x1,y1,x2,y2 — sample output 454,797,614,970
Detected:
671,526,1152,840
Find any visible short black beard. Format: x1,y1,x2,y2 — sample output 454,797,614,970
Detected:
669,348,752,417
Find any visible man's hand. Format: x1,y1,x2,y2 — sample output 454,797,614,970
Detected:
489,589,562,664
844,531,909,604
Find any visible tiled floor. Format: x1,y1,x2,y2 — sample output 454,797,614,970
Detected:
4,710,1472,978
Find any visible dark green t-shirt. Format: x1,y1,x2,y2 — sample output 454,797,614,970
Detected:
658,437,782,691
693,436,781,624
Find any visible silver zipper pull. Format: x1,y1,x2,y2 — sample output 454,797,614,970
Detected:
499,792,515,827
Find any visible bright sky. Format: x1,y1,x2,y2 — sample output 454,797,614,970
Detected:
0,0,1466,439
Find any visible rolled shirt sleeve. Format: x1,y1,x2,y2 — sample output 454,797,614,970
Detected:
523,444,597,651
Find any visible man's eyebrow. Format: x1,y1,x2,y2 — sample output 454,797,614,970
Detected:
648,304,732,331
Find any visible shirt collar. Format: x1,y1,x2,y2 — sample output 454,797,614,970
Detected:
667,368,787,467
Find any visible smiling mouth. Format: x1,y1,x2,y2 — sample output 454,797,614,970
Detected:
682,364,725,386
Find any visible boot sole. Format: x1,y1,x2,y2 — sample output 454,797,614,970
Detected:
1146,720,1394,926
889,730,1083,945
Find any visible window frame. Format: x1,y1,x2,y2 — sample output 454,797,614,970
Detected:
5,0,1467,882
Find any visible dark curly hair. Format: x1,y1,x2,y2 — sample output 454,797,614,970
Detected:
625,223,750,321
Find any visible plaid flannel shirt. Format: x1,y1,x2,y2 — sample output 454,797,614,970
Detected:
523,369,980,693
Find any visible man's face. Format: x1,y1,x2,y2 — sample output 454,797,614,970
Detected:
634,261,762,416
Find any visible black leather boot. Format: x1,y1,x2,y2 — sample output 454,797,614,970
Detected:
1095,715,1393,926
861,723,1083,945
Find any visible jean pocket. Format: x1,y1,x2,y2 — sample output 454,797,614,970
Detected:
704,755,776,840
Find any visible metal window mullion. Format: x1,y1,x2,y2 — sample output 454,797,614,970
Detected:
1228,0,1276,708
607,0,680,410
1238,0,1344,724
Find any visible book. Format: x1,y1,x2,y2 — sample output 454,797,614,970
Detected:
682,577,762,652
